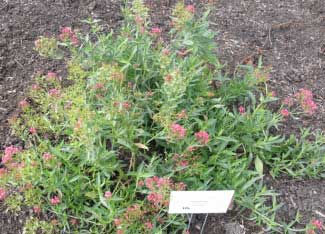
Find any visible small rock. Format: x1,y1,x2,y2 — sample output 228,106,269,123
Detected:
225,222,245,234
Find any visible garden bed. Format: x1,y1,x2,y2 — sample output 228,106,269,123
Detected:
0,0,324,233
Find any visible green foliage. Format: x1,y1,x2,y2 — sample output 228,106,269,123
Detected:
0,1,323,233
23,217,56,234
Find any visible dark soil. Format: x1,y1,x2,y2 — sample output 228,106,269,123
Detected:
0,0,324,233
211,0,325,134
0,0,122,148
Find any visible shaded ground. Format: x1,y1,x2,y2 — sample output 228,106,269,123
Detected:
0,0,324,233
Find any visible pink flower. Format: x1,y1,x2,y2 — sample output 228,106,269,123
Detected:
61,27,73,34
33,206,41,214
19,99,29,109
144,221,153,229
42,152,53,161
147,192,163,205
122,102,131,110
31,84,40,91
195,131,210,145
311,219,323,230
162,48,170,56
186,5,195,13
280,108,290,117
59,27,78,46
71,35,79,46
59,27,73,41
104,191,112,199
145,177,154,190
151,27,162,34
176,182,187,191
165,74,173,83
179,160,189,167
170,123,186,139
117,230,124,234
94,82,104,90
47,72,57,81
303,98,317,115
7,162,25,170
238,106,245,114
49,88,60,97
295,89,317,115
50,196,60,205
29,127,37,135
1,153,12,164
0,168,8,177
114,218,122,227
156,177,171,188
282,97,294,107
0,188,7,201
2,146,20,164
4,146,20,156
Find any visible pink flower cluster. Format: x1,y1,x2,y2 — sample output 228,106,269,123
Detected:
280,108,290,117
6,162,25,170
195,131,209,145
19,99,29,110
42,152,54,161
311,219,323,230
47,72,58,81
0,188,7,201
238,106,245,115
144,221,154,230
170,123,186,139
282,97,294,107
186,5,195,13
1,146,20,164
29,127,37,135
173,153,191,168
125,204,143,222
33,205,41,214
0,168,8,178
59,27,79,46
49,88,61,98
295,89,317,115
50,195,61,205
31,84,40,91
114,178,186,233
145,176,171,191
139,176,186,208
151,27,162,35
282,89,317,115
94,82,105,90
147,192,164,206
113,101,132,111
104,191,112,199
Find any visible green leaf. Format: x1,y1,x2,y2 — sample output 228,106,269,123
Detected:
255,156,264,176
85,191,97,199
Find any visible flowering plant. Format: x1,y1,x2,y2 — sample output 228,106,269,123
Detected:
1,1,324,233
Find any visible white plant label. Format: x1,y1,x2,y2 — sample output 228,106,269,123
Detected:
168,190,234,214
